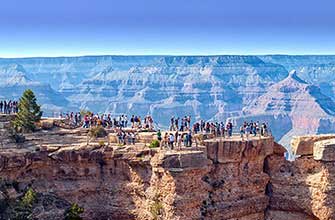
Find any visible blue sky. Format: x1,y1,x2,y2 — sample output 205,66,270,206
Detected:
0,0,335,57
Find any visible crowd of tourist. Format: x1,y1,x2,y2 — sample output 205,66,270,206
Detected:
192,120,234,137
60,112,155,130
59,111,271,148
169,116,192,131
239,121,270,139
157,129,194,150
161,118,271,149
0,100,19,114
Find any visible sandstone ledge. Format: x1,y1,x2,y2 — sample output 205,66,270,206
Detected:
291,134,335,156
314,138,335,161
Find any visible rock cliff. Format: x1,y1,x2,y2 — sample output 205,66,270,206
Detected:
1,115,335,219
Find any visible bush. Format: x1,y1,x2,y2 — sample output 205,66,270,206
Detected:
89,126,107,138
149,140,160,148
150,201,163,220
21,188,36,208
8,125,25,143
40,120,54,130
64,203,84,220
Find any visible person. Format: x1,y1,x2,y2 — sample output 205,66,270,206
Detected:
183,133,188,147
240,125,245,139
227,121,233,138
220,122,225,138
169,133,175,150
0,101,3,113
4,101,7,114
131,115,135,128
252,122,257,136
125,115,128,128
177,133,182,150
187,131,192,147
82,115,89,128
163,133,169,149
117,131,123,144
170,116,175,131
245,123,251,140
131,132,136,145
175,117,179,131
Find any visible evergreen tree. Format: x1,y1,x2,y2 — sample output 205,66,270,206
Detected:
13,89,42,132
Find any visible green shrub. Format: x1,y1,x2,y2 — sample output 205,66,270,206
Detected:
149,140,160,148
150,201,163,220
21,188,36,208
89,126,107,138
64,203,84,220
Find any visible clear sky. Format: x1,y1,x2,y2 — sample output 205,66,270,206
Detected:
1,0,335,57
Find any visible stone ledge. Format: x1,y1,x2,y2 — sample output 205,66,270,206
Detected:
204,137,274,164
161,151,211,171
314,138,335,161
291,134,335,156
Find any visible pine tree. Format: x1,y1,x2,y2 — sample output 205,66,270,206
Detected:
14,89,43,132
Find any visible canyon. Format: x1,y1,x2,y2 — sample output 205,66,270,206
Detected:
1,55,335,146
1,115,335,219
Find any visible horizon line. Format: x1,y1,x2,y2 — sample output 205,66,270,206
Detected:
1,53,335,59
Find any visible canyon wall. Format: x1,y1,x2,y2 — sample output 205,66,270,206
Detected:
1,115,335,219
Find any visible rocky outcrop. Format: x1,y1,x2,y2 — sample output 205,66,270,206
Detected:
202,137,274,220
265,134,335,220
0,115,278,219
291,134,335,155
3,114,335,219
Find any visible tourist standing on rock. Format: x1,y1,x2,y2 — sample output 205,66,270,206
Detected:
0,101,3,113
187,131,192,147
252,122,257,136
220,122,225,138
245,123,251,140
82,115,89,128
124,115,128,127
163,133,169,149
130,115,134,128
240,125,245,139
170,116,175,131
227,121,233,138
131,132,136,145
169,133,175,150
182,134,188,147
177,133,182,150
4,101,7,114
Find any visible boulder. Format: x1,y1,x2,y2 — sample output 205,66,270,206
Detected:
291,134,335,156
40,119,54,130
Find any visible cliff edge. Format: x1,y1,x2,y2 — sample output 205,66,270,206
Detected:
1,115,335,220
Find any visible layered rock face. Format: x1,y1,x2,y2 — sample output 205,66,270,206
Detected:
202,137,274,220
2,113,335,219
0,135,274,219
265,135,335,220
0,115,276,219
233,70,335,147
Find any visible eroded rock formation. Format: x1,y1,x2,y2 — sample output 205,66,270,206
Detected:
1,115,335,220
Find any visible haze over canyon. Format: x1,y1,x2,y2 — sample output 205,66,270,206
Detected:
1,55,335,147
